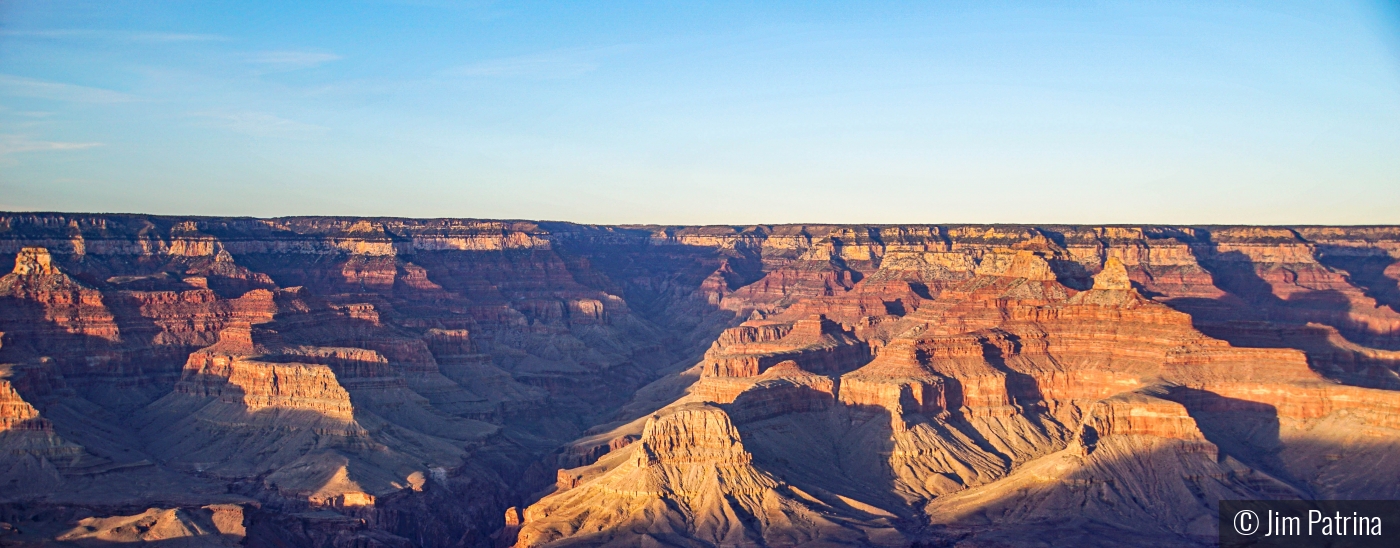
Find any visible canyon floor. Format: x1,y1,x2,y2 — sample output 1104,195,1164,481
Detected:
1,215,1399,547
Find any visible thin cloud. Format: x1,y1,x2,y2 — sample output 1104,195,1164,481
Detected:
0,135,104,155
442,48,621,79
0,74,136,103
0,29,228,42
246,51,344,70
191,110,326,138
0,105,53,118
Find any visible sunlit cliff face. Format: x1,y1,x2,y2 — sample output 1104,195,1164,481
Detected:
2,215,1400,547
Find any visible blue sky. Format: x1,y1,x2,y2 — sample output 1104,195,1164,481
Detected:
1,1,1398,225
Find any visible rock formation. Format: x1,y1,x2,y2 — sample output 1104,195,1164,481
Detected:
515,403,904,547
0,214,1398,546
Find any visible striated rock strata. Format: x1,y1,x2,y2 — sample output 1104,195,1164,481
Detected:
0,215,1398,546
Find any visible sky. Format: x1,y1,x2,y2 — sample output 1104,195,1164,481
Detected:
1,1,1398,225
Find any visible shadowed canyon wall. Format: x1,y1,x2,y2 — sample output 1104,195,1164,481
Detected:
1,215,1398,547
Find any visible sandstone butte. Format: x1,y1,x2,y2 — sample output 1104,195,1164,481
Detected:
0,216,1398,547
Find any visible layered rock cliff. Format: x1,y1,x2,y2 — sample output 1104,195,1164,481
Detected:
0,214,1397,547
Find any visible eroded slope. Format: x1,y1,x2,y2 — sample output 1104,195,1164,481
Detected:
0,217,1398,547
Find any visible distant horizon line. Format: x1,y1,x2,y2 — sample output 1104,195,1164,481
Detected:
1,210,1397,229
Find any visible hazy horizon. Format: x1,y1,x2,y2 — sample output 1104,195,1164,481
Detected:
3,1,1399,225
9,210,1400,230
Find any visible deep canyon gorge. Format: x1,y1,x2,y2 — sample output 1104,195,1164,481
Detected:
1,214,1399,547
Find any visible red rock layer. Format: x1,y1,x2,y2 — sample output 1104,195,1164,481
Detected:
699,315,869,377
523,225,1400,547
2,216,1400,547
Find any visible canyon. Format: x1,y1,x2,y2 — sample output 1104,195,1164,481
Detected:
0,215,1398,547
